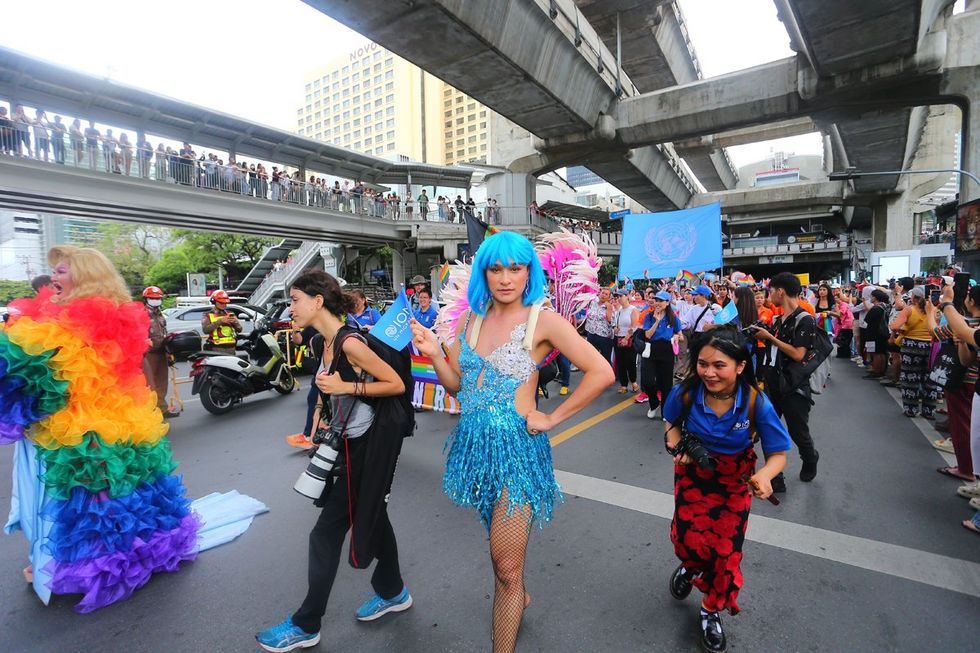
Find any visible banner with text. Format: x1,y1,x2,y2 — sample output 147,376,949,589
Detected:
410,345,461,414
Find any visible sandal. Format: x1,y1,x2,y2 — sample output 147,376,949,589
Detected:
938,466,974,481
962,519,980,535
617,387,627,394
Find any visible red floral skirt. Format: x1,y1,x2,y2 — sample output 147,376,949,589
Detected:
670,446,756,614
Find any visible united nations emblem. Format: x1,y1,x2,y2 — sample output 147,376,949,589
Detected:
644,220,698,265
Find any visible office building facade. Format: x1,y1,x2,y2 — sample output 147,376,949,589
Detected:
296,41,491,166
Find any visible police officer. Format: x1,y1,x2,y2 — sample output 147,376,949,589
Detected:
142,286,178,418
202,289,241,355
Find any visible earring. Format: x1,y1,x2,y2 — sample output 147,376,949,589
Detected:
523,285,530,299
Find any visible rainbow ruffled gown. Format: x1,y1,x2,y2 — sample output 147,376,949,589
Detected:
1,291,198,613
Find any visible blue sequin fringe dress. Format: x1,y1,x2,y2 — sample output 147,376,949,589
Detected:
443,323,562,531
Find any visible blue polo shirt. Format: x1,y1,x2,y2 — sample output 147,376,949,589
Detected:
662,383,792,456
642,313,682,341
413,304,439,329
350,308,381,328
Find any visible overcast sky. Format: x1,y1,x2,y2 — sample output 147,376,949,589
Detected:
0,0,822,169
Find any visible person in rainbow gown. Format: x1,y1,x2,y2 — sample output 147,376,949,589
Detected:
2,245,199,613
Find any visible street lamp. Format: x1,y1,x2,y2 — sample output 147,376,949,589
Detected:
828,166,980,191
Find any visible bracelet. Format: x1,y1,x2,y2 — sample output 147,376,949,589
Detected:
664,436,682,456
939,302,954,312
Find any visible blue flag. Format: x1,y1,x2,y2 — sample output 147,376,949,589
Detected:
373,289,414,350
618,203,722,280
713,300,738,326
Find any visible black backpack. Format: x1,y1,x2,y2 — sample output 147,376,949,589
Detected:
312,324,415,438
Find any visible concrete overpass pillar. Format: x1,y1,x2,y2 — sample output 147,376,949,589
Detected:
486,172,534,226
942,10,980,203
391,246,405,291
872,195,914,251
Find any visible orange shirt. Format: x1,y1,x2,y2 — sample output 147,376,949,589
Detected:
772,301,815,317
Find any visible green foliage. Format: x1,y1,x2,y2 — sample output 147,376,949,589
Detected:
0,279,34,305
171,230,277,283
144,248,198,294
94,223,168,288
598,258,619,286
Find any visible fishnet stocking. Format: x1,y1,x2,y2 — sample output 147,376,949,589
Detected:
488,489,532,653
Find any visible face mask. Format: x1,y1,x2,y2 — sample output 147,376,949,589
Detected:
147,299,162,307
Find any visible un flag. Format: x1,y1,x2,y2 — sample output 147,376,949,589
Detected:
618,202,722,280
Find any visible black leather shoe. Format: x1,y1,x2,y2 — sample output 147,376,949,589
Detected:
700,610,727,653
800,451,820,482
770,473,786,493
669,564,695,600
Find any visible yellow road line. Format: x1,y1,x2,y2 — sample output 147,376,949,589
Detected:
549,397,637,447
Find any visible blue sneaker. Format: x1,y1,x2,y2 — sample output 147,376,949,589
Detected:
255,616,320,652
355,586,413,622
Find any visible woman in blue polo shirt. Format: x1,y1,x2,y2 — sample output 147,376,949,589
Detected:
349,289,381,329
661,326,789,653
640,290,682,419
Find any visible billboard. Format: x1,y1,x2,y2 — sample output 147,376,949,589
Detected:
955,198,980,257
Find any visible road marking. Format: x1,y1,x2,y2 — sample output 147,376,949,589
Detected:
555,469,980,598
549,397,637,447
882,385,957,466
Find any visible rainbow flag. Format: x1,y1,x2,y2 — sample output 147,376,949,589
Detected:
676,269,697,285
439,261,451,288
606,281,618,291
735,275,757,287
410,353,440,384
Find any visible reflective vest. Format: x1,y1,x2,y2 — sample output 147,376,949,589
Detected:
207,312,237,346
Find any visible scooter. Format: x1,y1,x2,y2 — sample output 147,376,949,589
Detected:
188,331,295,414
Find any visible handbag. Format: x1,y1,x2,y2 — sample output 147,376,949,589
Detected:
631,329,646,354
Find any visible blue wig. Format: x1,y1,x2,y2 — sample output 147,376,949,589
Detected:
468,231,546,315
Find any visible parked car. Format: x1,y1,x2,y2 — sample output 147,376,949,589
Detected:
165,304,262,337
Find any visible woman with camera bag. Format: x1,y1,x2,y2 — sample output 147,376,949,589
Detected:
662,326,790,653
256,270,411,652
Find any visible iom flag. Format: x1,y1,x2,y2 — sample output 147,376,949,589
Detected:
373,289,414,350
618,202,722,280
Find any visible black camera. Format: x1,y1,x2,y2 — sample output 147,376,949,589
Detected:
678,431,716,470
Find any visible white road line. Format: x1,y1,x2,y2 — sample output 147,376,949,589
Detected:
882,385,957,466
555,469,980,598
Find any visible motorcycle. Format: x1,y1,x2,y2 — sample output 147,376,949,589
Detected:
188,330,295,414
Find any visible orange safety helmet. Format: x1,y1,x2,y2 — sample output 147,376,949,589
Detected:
142,286,164,299
210,289,230,304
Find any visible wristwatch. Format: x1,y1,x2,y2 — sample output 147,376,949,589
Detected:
939,302,955,312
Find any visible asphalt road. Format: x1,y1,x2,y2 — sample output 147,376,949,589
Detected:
1,359,978,652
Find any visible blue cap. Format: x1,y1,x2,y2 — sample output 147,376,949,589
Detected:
693,285,713,297
653,290,672,301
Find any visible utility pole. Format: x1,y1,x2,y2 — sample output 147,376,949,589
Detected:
17,255,34,279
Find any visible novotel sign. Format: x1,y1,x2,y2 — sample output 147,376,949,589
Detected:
350,43,379,61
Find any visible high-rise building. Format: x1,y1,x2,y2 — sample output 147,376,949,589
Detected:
296,41,492,166
0,212,101,281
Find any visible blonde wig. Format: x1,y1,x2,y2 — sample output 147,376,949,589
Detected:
48,245,131,304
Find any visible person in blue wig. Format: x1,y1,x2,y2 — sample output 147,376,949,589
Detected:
410,231,614,653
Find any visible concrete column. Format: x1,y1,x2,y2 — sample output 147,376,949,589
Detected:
871,195,914,251
486,171,534,225
942,10,980,202
391,246,405,291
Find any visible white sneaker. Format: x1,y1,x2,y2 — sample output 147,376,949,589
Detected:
956,481,980,499
932,438,955,454
850,355,862,363
970,496,980,511
647,408,658,419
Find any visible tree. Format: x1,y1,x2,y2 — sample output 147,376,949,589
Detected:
0,279,33,304
94,223,169,288
144,247,198,294
171,230,277,285
598,258,619,286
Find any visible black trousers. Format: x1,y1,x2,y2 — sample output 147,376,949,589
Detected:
614,345,637,387
292,438,404,634
641,356,674,410
586,332,614,366
768,390,817,463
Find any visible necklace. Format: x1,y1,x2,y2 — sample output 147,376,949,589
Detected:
707,388,736,400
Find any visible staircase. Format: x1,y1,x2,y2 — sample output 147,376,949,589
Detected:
235,238,303,297
248,240,324,306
